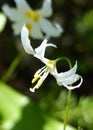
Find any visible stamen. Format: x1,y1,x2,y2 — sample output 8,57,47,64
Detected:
25,23,32,32
31,66,46,84
30,66,50,92
32,75,40,83
34,80,43,89
34,66,46,77
25,11,40,22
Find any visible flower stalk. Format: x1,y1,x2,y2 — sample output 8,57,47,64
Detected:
63,58,72,130
1,52,23,82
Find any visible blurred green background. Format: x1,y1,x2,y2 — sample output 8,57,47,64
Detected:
0,0,93,130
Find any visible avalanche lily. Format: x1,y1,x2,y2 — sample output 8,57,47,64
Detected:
2,0,63,39
21,25,83,92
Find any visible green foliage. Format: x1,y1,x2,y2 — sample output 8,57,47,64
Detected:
76,10,93,34
50,90,93,130
0,12,7,33
0,81,76,130
0,81,29,130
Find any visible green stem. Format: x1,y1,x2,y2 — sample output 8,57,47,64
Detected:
61,57,72,130
63,89,72,130
1,52,23,82
78,126,81,130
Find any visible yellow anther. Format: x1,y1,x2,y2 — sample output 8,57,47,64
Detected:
25,23,32,32
25,11,40,22
35,80,43,89
34,69,41,77
32,75,40,84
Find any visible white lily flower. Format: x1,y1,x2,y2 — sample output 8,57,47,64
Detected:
21,25,83,92
2,0,63,39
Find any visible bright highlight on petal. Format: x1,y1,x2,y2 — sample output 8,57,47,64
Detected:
21,26,83,92
21,25,35,55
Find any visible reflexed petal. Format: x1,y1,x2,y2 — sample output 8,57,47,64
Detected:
34,39,47,59
37,0,52,17
57,61,77,79
62,75,83,90
21,25,35,55
56,73,79,85
40,19,62,38
53,61,83,90
34,39,57,60
14,0,32,11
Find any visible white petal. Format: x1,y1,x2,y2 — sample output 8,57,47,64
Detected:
62,75,83,90
40,19,62,38
14,0,32,11
30,22,44,39
34,39,47,60
53,61,83,90
54,23,63,34
2,4,27,23
37,0,52,17
56,73,81,85
55,61,77,79
2,4,19,21
21,25,35,55
34,39,56,60
12,22,22,35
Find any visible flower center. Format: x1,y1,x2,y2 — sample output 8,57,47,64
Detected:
25,11,40,22
46,59,56,70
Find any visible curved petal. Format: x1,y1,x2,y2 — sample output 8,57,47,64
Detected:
53,61,83,89
40,19,62,38
37,0,52,17
62,75,83,90
34,39,47,59
21,25,35,55
55,61,77,79
34,39,56,60
56,73,80,85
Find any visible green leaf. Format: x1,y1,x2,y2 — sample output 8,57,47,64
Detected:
0,81,29,130
44,117,76,130
0,81,76,130
0,12,7,33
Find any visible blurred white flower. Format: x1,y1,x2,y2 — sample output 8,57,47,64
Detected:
2,0,63,39
21,25,83,92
